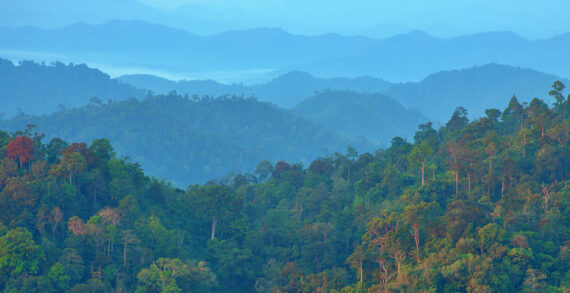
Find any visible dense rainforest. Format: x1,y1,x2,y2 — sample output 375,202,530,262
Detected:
292,90,426,143
0,94,365,186
0,82,568,292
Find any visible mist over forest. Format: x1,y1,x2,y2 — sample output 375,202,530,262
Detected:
0,1,568,292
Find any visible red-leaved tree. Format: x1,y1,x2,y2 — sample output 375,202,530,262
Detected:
7,136,34,169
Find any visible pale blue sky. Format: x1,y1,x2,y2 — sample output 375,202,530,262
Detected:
1,0,569,38
135,0,570,38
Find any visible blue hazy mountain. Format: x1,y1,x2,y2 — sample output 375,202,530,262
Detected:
2,0,568,39
0,21,374,81
2,21,570,83
0,58,145,118
117,71,392,108
385,63,570,123
296,30,570,81
118,63,568,123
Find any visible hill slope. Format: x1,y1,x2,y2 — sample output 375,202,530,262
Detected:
293,90,427,144
0,58,145,117
0,88,567,293
386,63,570,122
0,94,363,185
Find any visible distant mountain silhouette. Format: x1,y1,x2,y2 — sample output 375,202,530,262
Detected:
2,21,569,82
385,63,570,123
0,21,373,80
119,63,568,123
118,71,391,108
0,58,144,117
298,30,570,81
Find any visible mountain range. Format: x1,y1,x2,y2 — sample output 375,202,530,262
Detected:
1,56,565,125
386,63,569,122
1,20,569,83
2,57,567,185
119,63,567,122
118,71,392,108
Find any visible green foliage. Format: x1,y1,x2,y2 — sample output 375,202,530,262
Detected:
137,258,190,293
0,84,567,292
0,228,42,285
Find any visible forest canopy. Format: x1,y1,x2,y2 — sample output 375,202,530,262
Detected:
0,82,567,292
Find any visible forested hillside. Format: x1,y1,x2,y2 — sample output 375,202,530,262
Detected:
293,90,427,144
0,82,567,292
0,94,363,185
0,58,144,117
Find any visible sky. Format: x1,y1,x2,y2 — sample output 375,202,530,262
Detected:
1,0,569,38
136,0,570,38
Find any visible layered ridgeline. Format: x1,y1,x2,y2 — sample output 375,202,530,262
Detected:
118,71,392,108
0,58,144,117
387,63,570,123
119,64,567,122
1,57,565,124
2,20,570,81
0,94,365,185
0,84,567,292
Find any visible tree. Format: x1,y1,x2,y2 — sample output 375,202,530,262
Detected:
413,122,438,144
484,131,499,197
88,138,115,163
49,206,64,239
549,80,566,107
254,160,273,182
6,136,34,169
501,96,524,134
47,262,70,292
447,142,462,195
60,152,86,185
68,216,86,236
193,185,240,240
137,258,191,293
86,215,106,256
346,245,369,286
272,161,290,178
58,249,84,284
476,223,504,255
2,176,37,212
485,108,502,124
523,269,547,293
527,98,550,137
45,138,68,165
362,212,406,286
0,228,42,283
408,142,434,186
402,201,440,263
0,157,18,186
121,230,139,269
445,107,469,133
